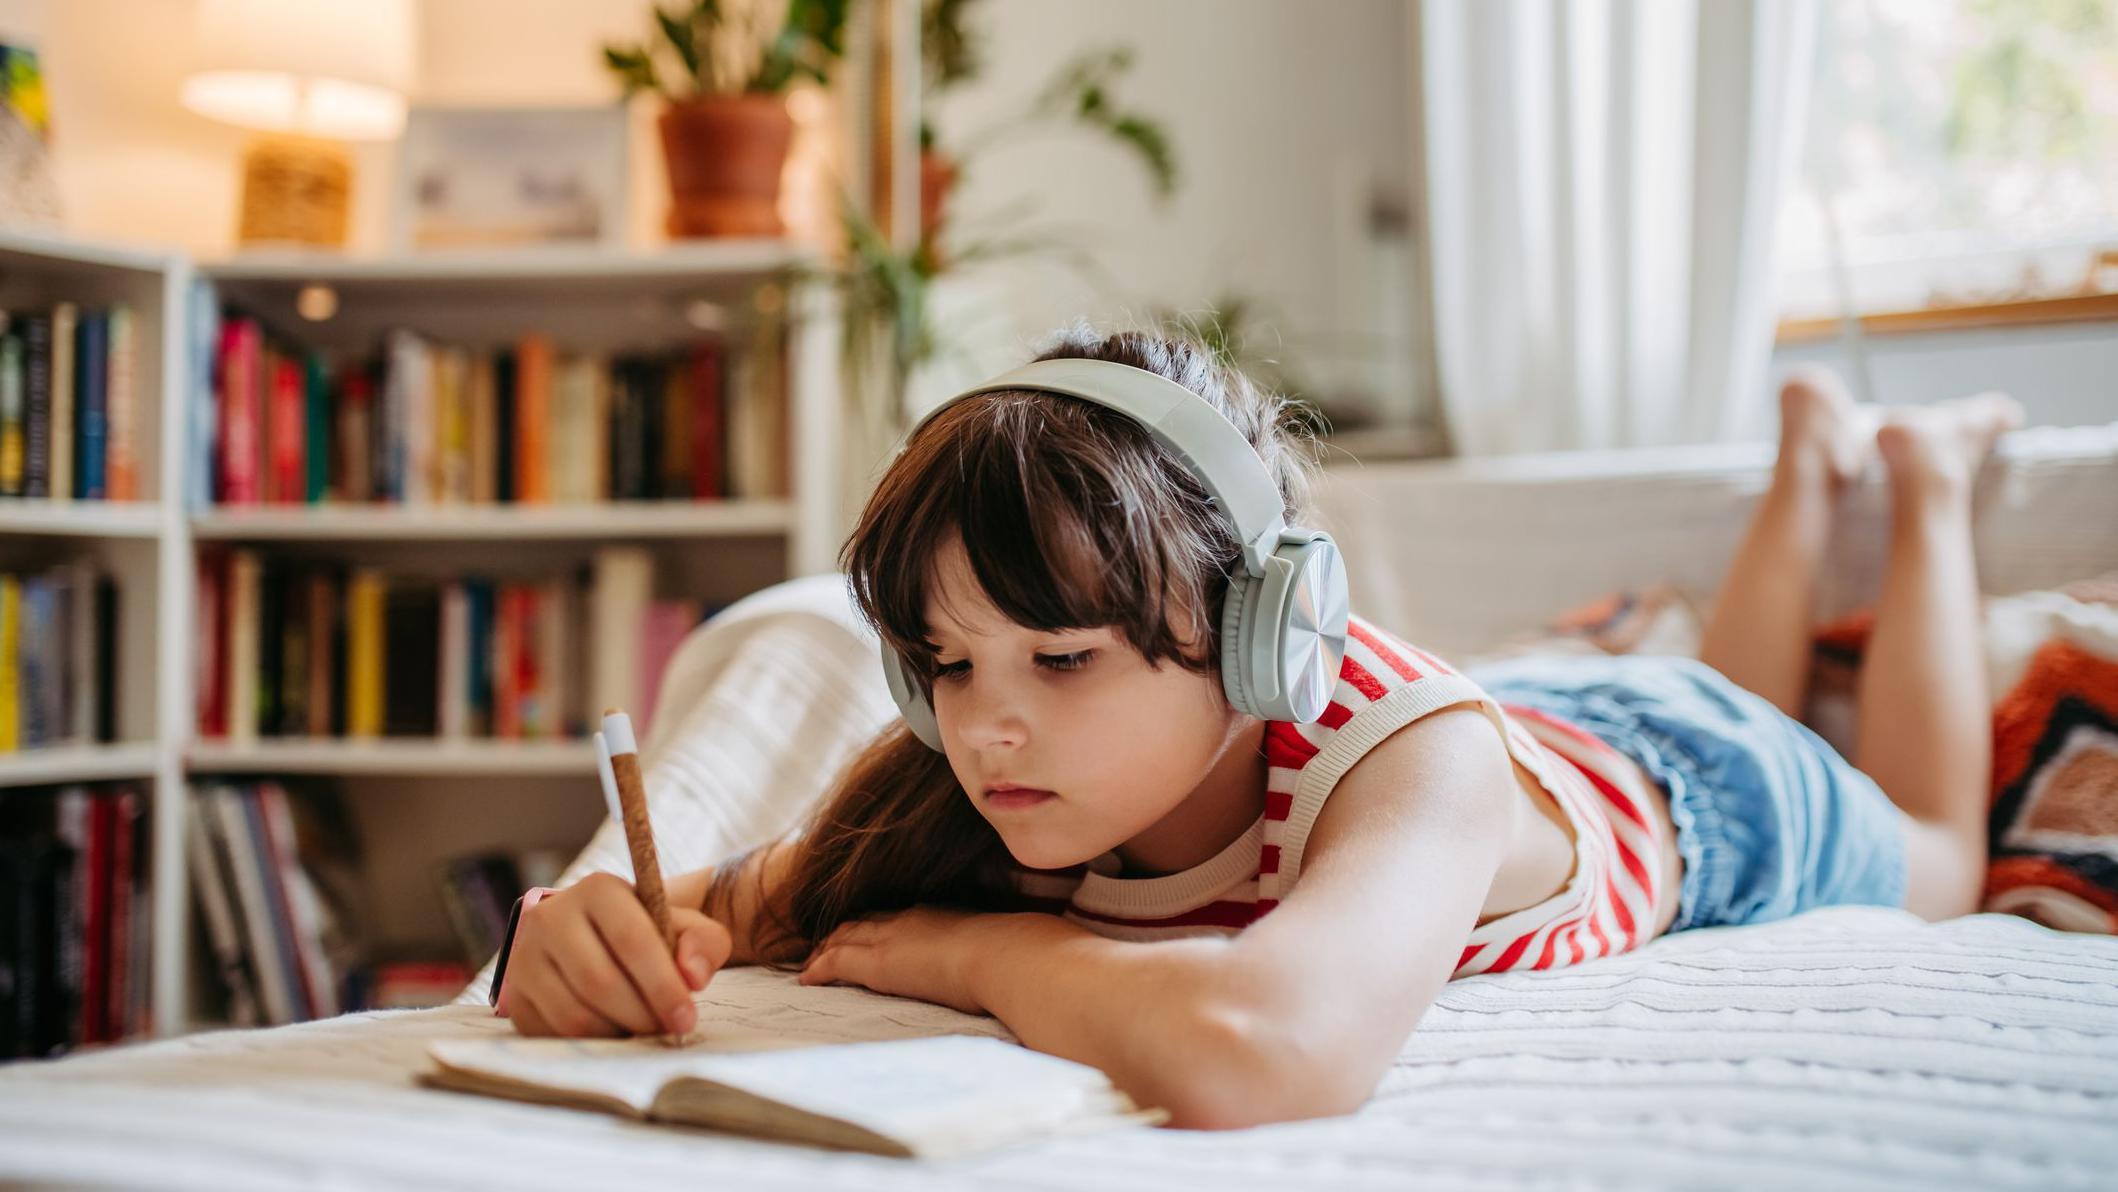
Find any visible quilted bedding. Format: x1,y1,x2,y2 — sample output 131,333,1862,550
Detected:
1,908,2113,1190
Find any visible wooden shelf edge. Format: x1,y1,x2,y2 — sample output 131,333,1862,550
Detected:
1777,291,2118,345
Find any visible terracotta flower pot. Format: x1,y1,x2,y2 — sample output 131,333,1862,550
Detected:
658,94,795,238
919,147,958,246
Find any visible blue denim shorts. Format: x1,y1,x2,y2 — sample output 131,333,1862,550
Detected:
1464,653,1908,931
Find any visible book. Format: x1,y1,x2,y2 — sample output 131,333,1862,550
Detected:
185,282,216,510
514,335,552,503
337,366,373,503
0,576,17,750
184,796,260,1027
91,574,117,743
422,1033,1160,1158
50,302,74,504
267,351,302,504
216,317,260,505
22,310,50,498
0,328,22,496
208,785,298,1025
104,304,136,501
589,547,653,720
467,354,497,503
227,551,261,743
382,584,439,736
345,569,386,738
304,353,330,503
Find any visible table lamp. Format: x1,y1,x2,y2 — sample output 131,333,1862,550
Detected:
180,0,414,249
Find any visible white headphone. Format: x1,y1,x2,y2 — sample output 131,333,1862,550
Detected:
881,357,1350,751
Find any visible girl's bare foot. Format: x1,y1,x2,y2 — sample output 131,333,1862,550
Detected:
1777,367,1879,493
1875,391,2025,502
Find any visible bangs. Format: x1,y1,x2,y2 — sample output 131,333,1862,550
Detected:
843,393,1233,680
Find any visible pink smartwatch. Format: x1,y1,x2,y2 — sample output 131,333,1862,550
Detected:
489,886,559,1017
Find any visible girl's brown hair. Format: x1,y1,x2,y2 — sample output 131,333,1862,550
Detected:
716,324,1319,963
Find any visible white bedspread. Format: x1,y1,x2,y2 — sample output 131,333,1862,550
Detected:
4,907,2114,1190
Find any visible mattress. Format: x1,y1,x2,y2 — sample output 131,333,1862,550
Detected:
2,907,2113,1189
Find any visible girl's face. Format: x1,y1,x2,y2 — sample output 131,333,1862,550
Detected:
922,536,1262,872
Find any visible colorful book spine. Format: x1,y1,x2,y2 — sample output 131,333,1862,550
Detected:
226,551,260,744
185,282,216,510
196,553,227,738
691,342,724,499
22,312,51,499
0,331,22,497
0,576,18,751
269,354,304,505
104,305,136,501
345,569,385,738
50,302,75,504
338,368,372,504
468,355,497,504
514,335,551,503
216,318,260,505
304,353,330,503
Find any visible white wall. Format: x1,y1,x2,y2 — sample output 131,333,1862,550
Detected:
925,0,1417,403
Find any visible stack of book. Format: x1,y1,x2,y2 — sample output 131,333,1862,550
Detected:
187,781,343,1026
199,316,790,508
0,303,143,502
0,563,120,752
195,546,707,742
0,783,151,1056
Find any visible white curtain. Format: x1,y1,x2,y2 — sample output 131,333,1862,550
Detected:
1419,0,1818,456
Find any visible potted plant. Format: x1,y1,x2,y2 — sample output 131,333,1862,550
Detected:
605,0,849,238
916,0,1174,256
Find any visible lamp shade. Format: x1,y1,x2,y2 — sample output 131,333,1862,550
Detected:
181,0,415,141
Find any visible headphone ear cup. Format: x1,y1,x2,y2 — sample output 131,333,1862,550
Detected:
1218,575,1261,718
882,650,945,751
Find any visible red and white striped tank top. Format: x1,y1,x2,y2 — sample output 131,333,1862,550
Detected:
1014,614,1678,977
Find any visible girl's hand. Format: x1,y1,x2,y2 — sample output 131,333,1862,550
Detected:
797,906,996,1016
503,872,735,1038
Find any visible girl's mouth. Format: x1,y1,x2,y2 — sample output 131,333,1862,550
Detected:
983,785,1058,810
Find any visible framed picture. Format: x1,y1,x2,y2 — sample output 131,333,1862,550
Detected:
391,105,629,252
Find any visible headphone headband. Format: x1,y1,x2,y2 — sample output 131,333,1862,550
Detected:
913,358,1292,578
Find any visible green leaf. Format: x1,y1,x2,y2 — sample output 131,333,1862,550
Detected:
656,4,703,84
601,44,662,98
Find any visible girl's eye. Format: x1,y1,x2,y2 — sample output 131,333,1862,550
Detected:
932,659,970,681
1038,650,1095,673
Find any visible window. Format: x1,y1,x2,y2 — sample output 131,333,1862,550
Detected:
1775,0,2118,324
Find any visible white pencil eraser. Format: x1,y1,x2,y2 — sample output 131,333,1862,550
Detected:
601,712,637,756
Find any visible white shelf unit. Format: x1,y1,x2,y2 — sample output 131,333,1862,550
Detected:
3,230,845,1040
0,227,193,1043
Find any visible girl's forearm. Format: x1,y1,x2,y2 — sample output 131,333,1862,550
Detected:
966,914,1336,1128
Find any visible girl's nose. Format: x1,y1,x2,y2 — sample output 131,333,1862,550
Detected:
953,683,1029,751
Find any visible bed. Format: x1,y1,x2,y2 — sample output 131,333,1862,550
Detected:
4,424,2116,1189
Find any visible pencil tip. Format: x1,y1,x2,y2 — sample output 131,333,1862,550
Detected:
603,706,623,718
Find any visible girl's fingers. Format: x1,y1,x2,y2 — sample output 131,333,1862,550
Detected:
517,972,623,1039
549,915,663,1036
672,912,734,983
586,897,698,1032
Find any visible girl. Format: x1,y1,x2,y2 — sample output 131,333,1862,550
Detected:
491,326,2021,1130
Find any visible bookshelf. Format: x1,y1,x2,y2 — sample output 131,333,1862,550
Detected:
2,229,844,1046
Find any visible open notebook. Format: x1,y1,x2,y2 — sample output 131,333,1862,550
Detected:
423,1033,1164,1158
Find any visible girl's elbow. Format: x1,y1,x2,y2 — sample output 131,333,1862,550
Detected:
1157,1005,1378,1130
